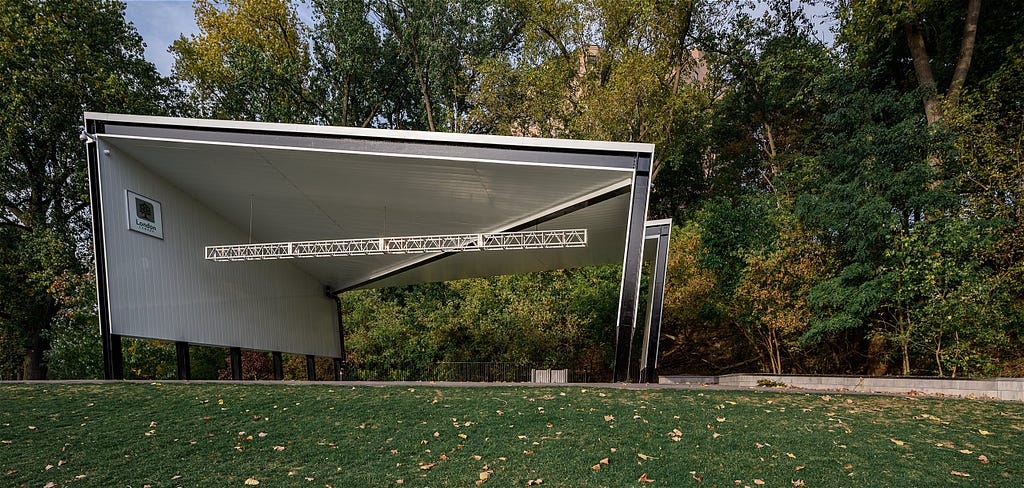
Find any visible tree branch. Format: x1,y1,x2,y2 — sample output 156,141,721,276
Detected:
945,0,981,109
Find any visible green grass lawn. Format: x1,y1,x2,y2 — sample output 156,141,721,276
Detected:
1,383,1021,487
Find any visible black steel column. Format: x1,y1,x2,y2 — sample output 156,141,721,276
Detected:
230,347,242,380
272,351,284,380
639,222,672,383
334,295,346,381
333,358,343,381
612,154,653,382
175,341,191,380
85,127,123,381
306,355,317,381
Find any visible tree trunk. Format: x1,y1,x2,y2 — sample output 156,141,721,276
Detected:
903,18,942,125
22,339,49,380
946,0,981,108
865,334,888,375
903,0,982,126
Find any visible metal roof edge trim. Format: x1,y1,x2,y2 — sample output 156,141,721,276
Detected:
84,112,656,154
96,133,635,173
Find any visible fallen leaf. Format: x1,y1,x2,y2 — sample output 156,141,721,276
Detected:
526,479,543,486
604,415,615,422
420,463,436,470
458,433,468,439
171,475,182,480
273,446,285,451
44,483,55,488
795,466,805,471
439,454,448,461
792,480,805,486
28,426,37,430
978,455,989,464
637,453,652,460
472,455,482,460
713,432,721,438
716,417,726,422
45,465,54,470
890,439,906,446
978,430,993,435
786,453,796,459
844,464,853,470
244,478,260,485
959,449,973,454
950,470,971,477
754,479,765,485
396,480,403,485
600,458,609,465
480,472,490,480
591,464,601,471
638,473,654,483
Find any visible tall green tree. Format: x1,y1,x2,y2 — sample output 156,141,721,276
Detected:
0,0,170,378
171,0,314,122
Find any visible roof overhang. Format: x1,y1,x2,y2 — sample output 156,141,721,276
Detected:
85,113,654,291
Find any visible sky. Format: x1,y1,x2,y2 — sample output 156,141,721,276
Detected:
123,0,837,77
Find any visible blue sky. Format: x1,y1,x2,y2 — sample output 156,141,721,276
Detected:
124,0,836,77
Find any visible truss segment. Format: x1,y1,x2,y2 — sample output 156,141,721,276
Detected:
205,229,588,262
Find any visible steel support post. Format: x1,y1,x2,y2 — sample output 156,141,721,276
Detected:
272,352,284,380
306,355,317,381
612,154,653,382
230,347,242,380
175,341,191,380
639,221,672,383
334,296,347,381
85,129,124,381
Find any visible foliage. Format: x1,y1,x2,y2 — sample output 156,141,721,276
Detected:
341,267,620,378
7,0,1024,380
170,0,314,122
0,0,170,378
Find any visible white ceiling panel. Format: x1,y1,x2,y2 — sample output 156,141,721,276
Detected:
93,114,647,291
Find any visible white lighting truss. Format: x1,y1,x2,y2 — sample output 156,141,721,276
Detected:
205,229,588,262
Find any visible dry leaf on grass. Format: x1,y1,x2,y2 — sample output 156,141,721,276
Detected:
244,478,260,485
637,473,654,483
950,470,971,477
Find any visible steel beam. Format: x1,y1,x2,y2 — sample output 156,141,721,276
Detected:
612,154,652,382
639,220,672,383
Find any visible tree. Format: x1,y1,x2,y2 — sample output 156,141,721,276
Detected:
0,0,170,378
369,0,522,131
171,0,314,122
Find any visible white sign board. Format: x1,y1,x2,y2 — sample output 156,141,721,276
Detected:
126,190,163,239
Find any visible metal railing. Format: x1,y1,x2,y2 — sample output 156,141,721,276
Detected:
342,361,600,383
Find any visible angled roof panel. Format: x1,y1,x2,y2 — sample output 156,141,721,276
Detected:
86,113,650,291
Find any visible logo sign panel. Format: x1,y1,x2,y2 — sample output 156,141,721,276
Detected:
126,190,163,239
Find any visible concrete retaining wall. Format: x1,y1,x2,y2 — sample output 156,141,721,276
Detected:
660,374,1024,402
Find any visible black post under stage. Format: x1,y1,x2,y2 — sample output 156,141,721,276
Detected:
175,341,191,380
230,347,242,380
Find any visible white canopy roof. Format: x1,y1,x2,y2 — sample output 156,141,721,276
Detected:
87,113,653,292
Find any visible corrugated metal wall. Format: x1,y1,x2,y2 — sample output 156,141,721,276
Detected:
97,140,341,357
